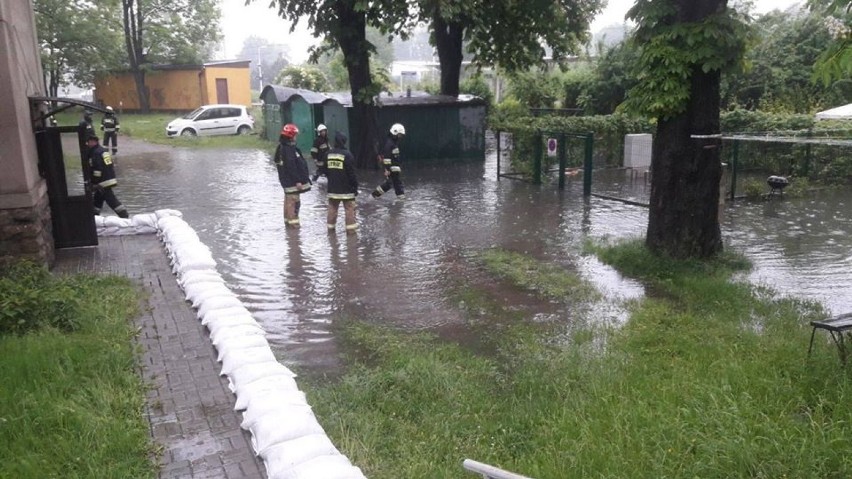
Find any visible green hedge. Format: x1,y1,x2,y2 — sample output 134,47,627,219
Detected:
491,109,852,181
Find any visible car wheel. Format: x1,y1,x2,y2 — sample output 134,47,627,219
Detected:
180,128,196,137
237,125,251,135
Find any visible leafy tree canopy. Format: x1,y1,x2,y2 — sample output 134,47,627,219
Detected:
623,0,751,119
428,0,603,72
808,0,852,85
274,65,330,90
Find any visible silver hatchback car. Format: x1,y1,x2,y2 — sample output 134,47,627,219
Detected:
166,104,254,137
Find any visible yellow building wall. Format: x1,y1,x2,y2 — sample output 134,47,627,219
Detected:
202,66,251,106
94,65,250,111
94,73,140,110
95,69,203,111
146,70,204,110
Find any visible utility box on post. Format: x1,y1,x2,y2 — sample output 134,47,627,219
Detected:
624,133,652,169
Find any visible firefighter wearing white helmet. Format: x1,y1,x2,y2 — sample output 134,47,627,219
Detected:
100,105,120,155
372,123,406,199
310,123,330,182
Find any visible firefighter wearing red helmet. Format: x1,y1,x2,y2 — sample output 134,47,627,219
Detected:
274,123,311,228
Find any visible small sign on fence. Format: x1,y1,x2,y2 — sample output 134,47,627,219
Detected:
546,138,558,158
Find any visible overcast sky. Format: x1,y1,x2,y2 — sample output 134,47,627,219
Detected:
217,0,805,64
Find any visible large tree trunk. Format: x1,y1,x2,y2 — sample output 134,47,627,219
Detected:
122,0,150,112
433,14,465,97
334,0,379,169
645,0,725,259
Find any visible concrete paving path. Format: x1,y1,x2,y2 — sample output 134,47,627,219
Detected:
54,234,266,479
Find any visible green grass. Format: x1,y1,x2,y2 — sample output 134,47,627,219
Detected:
0,263,155,478
54,106,270,150
478,248,599,302
304,242,851,479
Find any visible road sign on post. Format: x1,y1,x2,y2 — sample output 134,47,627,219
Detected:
546,137,558,158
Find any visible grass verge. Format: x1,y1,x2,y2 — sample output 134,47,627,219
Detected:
54,107,271,150
0,262,155,478
305,242,850,478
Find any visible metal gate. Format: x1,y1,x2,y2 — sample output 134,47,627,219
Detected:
35,126,97,248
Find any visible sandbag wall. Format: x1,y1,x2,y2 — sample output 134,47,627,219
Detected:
98,211,367,479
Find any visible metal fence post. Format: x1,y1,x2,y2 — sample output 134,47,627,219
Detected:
496,130,502,181
533,131,542,185
730,139,739,200
558,132,566,190
583,133,593,197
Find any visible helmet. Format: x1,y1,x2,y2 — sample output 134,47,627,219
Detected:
390,123,405,136
281,123,299,138
86,134,99,142
334,131,347,147
316,124,327,133
106,106,114,112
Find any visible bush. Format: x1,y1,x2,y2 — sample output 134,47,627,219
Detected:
0,261,82,335
460,75,493,105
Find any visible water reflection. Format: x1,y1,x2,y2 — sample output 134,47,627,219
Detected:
111,139,852,371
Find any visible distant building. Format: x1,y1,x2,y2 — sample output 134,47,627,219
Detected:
94,60,251,111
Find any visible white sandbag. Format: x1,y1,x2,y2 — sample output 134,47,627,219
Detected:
134,225,158,234
155,208,182,219
173,251,217,274
249,410,326,454
216,335,270,362
240,391,310,429
265,454,363,479
209,323,266,346
195,296,244,319
186,284,235,308
183,280,231,299
201,307,255,329
259,434,340,474
233,374,301,411
94,216,106,228
227,361,297,393
177,270,225,288
99,226,121,236
104,216,132,228
131,213,158,230
220,348,278,377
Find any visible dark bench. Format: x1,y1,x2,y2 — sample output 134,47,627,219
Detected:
809,313,852,364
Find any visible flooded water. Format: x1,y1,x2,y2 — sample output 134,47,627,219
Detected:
100,138,852,371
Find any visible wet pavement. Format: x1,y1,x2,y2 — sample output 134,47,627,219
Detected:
96,136,852,373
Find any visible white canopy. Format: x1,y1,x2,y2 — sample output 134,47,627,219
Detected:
815,103,852,120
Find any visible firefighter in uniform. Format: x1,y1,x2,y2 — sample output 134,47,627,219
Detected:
274,123,311,228
78,111,95,150
325,131,359,233
310,124,330,182
372,123,406,199
100,106,120,155
86,134,128,218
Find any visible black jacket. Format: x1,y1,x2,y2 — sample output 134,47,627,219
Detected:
326,147,358,200
88,144,117,188
380,134,401,171
101,114,120,132
310,135,330,164
274,139,311,193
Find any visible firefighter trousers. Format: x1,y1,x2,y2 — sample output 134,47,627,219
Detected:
327,198,356,232
374,171,404,197
284,193,302,228
93,186,128,218
103,131,118,154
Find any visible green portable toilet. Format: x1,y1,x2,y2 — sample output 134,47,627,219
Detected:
260,85,347,153
326,91,487,163
375,93,487,161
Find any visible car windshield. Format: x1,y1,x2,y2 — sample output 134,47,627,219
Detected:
183,107,204,119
